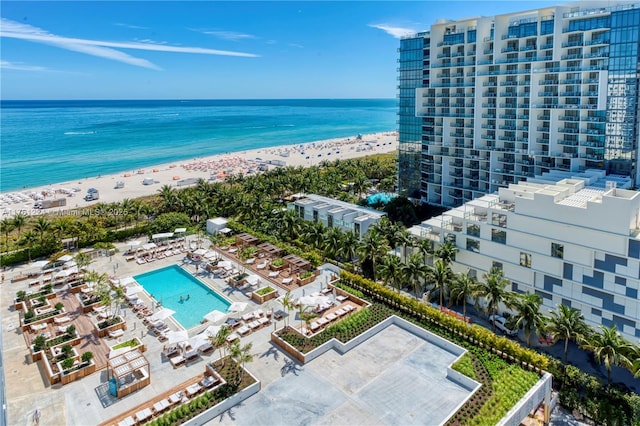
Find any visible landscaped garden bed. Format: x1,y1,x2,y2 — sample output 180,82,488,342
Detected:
296,270,317,286
96,316,126,337
251,286,278,304
110,338,146,353
144,358,256,426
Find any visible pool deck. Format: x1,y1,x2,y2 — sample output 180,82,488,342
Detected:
1,238,471,425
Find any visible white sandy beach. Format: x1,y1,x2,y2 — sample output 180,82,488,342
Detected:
1,132,398,217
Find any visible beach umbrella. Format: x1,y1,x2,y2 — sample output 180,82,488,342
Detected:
228,301,248,313
142,242,157,251
58,254,73,262
125,285,143,297
29,260,49,269
299,295,330,306
218,261,232,269
149,308,176,322
118,276,136,287
189,334,209,349
204,310,226,323
202,325,222,338
165,330,189,345
127,240,141,250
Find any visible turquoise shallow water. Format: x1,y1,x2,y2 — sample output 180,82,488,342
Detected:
133,265,231,330
0,99,396,191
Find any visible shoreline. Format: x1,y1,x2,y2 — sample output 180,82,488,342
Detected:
0,131,398,217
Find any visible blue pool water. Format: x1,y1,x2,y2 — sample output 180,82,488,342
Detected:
133,265,231,330
367,192,397,205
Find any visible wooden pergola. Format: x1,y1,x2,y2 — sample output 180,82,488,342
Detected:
282,254,311,273
235,233,259,247
257,242,283,257
107,349,150,399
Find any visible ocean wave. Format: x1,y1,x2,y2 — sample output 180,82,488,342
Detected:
277,124,296,127
64,131,96,135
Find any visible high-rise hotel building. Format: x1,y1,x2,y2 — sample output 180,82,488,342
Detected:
398,2,640,206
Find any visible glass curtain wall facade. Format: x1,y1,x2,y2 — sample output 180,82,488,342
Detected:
398,2,640,207
398,34,429,199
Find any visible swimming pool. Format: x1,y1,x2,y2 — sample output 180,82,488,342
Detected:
134,265,231,330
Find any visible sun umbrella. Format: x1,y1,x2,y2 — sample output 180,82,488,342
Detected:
228,301,248,313
203,325,222,338
29,260,50,269
204,310,226,323
189,334,209,349
125,284,143,296
218,261,232,269
149,308,176,322
166,330,189,344
119,276,136,287
299,295,330,306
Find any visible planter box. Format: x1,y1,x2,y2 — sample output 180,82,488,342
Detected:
269,263,285,271
251,287,278,304
82,301,102,314
109,338,146,354
60,360,96,385
96,317,126,338
31,335,82,363
297,270,319,286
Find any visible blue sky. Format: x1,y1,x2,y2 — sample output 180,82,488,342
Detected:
1,1,558,100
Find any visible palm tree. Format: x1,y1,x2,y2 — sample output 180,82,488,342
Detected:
322,227,344,260
378,254,403,292
449,270,477,319
357,230,390,281
427,259,453,308
212,326,231,367
33,217,50,247
0,218,14,249
546,304,591,367
472,268,514,332
511,293,545,347
299,305,318,334
401,252,429,299
232,342,254,384
12,213,27,237
75,252,92,270
339,231,359,265
416,238,435,266
19,231,38,262
582,325,635,386
279,291,293,327
436,241,458,266
158,185,177,212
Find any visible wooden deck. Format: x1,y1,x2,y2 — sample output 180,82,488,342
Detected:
24,288,111,370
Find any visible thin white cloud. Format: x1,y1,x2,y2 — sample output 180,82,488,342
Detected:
0,18,259,71
0,60,47,72
114,23,149,30
369,24,418,39
288,43,303,49
192,29,256,42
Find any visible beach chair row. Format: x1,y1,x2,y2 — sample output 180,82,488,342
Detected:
309,305,355,334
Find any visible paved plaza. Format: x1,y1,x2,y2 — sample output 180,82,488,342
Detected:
215,325,473,426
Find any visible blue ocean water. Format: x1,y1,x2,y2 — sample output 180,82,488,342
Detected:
0,99,396,192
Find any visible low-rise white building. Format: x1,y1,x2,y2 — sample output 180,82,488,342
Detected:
289,194,385,238
409,170,640,342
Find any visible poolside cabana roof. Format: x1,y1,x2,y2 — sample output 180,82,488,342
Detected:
107,349,150,399
282,254,311,272
235,233,259,246
257,242,283,256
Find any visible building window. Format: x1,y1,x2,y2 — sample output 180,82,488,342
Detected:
491,229,507,244
327,215,333,228
520,252,532,268
492,261,503,272
354,223,361,237
551,242,564,259
313,210,318,223
467,223,480,237
467,238,480,252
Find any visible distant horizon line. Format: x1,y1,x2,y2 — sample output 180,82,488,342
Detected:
1,97,397,102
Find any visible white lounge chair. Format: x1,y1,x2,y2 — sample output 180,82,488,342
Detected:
237,325,251,336
54,316,71,324
282,277,293,284
109,329,124,339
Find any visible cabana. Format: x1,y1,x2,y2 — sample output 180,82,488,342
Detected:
257,242,283,257
107,349,150,399
235,233,259,247
282,254,311,273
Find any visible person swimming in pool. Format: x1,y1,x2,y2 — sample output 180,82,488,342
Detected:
186,294,190,300
180,296,184,302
